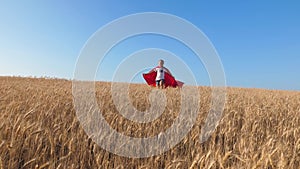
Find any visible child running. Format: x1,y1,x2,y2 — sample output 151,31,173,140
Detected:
148,59,173,89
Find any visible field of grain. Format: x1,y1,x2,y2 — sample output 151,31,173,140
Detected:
0,76,300,169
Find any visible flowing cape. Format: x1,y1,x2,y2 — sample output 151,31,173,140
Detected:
142,71,184,88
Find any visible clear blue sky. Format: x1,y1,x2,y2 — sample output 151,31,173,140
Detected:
0,1,299,90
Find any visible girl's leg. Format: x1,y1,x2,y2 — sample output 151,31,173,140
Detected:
156,80,160,89
160,80,165,89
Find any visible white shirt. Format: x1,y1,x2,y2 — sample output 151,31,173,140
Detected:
154,67,166,80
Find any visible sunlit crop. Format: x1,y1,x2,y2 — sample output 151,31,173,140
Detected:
0,77,299,168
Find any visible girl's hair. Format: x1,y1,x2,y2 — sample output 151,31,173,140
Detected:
159,59,164,64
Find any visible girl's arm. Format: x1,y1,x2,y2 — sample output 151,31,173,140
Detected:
164,68,173,76
148,68,156,73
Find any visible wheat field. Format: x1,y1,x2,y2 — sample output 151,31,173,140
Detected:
0,76,300,169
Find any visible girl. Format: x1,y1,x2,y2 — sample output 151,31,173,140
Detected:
148,59,173,89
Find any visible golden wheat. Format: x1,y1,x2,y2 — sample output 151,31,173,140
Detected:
0,77,300,168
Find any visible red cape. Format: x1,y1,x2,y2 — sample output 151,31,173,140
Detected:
142,72,184,88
